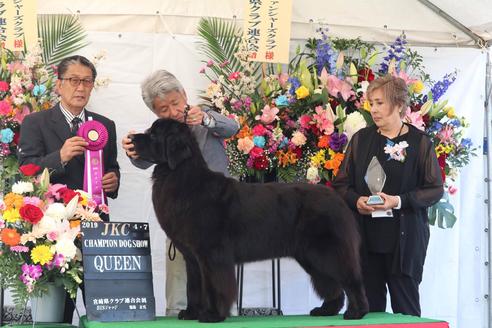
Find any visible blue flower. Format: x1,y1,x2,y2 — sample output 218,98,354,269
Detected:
379,35,407,74
430,72,457,102
315,36,337,74
461,138,472,148
275,95,289,107
428,121,443,133
33,84,47,96
0,128,14,143
449,119,461,127
288,77,301,96
253,136,266,148
279,136,289,149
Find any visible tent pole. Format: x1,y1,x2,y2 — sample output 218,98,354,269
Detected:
485,49,492,328
417,0,488,48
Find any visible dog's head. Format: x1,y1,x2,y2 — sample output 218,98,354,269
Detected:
130,119,193,170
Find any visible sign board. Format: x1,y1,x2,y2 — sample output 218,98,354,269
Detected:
243,0,292,64
81,221,155,322
0,0,37,51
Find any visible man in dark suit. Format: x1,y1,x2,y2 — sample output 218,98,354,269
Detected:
17,55,120,323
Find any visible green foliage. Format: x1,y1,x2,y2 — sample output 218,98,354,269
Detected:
428,192,457,228
38,14,89,75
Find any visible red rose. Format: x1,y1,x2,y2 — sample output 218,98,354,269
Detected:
13,131,20,145
357,68,375,82
438,154,447,181
249,146,264,159
19,204,43,225
59,187,80,204
253,155,269,170
19,163,41,176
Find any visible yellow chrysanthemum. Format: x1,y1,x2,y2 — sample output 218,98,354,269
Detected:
411,80,424,94
31,244,54,265
362,99,371,112
3,192,24,209
3,208,20,223
295,86,310,99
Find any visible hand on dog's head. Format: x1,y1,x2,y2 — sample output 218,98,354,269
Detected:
130,118,193,170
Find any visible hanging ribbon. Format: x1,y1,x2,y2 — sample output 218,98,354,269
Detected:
77,119,108,205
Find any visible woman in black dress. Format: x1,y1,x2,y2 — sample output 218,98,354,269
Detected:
332,75,444,316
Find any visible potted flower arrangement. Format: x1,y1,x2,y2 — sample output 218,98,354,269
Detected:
197,18,475,227
0,163,106,312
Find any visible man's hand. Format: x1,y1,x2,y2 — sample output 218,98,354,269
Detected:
185,105,205,126
356,196,375,215
102,171,118,193
60,136,88,163
122,130,139,159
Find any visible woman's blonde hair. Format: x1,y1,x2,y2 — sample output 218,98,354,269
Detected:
366,75,408,118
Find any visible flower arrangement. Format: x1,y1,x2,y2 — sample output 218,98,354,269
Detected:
0,164,106,307
197,18,474,226
0,44,58,191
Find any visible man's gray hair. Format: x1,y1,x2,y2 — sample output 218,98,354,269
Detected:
141,70,184,110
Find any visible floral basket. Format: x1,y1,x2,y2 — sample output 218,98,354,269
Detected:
0,164,107,308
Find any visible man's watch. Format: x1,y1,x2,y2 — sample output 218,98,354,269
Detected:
202,112,211,126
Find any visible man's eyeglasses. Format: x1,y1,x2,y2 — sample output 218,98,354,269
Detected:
60,77,95,88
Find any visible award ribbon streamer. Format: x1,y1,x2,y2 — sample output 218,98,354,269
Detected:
77,120,108,205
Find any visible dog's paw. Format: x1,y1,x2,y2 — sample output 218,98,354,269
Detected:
343,307,368,320
198,310,226,323
309,296,344,316
178,308,199,320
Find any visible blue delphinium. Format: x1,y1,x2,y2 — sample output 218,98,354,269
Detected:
288,77,301,96
428,121,443,133
379,35,407,74
315,32,337,74
429,72,457,102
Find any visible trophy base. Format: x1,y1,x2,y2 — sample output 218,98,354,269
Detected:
366,195,384,205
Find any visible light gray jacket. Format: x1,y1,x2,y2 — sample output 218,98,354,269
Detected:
131,108,239,177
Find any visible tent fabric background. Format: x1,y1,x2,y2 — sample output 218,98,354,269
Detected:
4,2,489,328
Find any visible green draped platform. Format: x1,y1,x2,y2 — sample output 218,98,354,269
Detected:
78,312,448,328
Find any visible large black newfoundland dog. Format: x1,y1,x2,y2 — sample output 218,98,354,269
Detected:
131,118,368,323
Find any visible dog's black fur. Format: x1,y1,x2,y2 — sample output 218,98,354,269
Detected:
132,118,368,323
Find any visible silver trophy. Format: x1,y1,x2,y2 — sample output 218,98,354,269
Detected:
364,156,386,205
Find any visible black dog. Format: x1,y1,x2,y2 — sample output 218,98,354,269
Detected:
132,118,368,323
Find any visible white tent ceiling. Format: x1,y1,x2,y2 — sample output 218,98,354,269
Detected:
38,0,492,47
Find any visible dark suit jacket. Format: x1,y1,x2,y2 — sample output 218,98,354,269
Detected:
332,124,443,281
18,104,120,199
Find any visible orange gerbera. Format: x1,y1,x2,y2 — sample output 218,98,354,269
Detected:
3,192,24,209
1,228,21,246
317,135,331,149
70,219,81,229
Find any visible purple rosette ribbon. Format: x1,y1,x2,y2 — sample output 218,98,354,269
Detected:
77,119,108,205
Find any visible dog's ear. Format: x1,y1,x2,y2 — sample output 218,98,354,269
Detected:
165,132,192,170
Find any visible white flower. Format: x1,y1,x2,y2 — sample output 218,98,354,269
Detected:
343,112,367,141
306,167,321,184
45,203,68,221
12,181,34,194
291,131,307,146
53,237,78,260
357,81,370,94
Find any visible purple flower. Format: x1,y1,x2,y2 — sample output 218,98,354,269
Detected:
429,72,457,102
315,34,337,74
22,263,43,280
329,132,348,152
379,35,407,74
288,77,301,96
